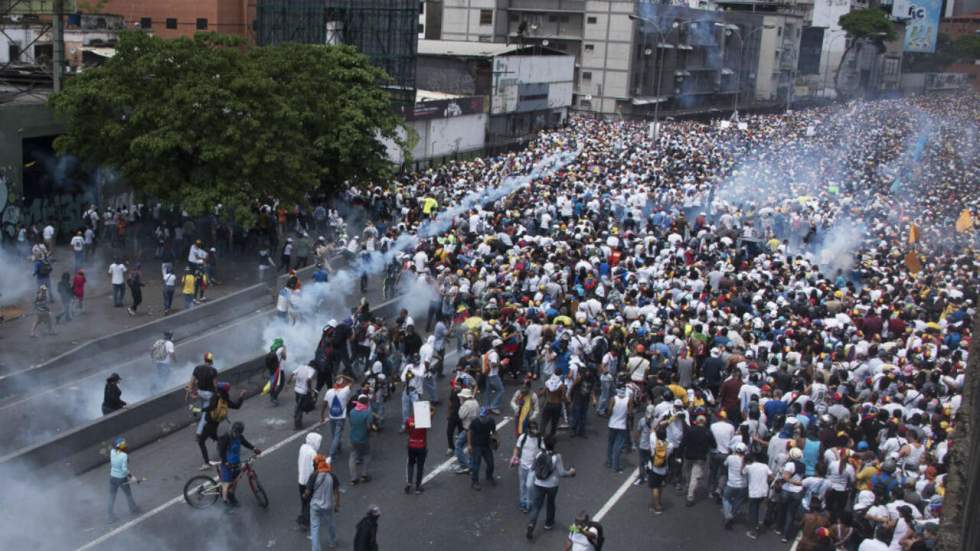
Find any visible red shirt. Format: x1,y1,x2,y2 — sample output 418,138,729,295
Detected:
406,417,427,449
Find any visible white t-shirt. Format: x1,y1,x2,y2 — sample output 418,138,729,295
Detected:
516,433,543,469
323,386,352,419
293,364,316,395
108,263,127,285
710,422,735,454
164,272,177,288
745,462,772,498
525,324,543,351
567,530,596,551
608,395,629,430
43,225,55,240
857,538,889,551
725,454,747,488
159,340,175,365
70,235,84,252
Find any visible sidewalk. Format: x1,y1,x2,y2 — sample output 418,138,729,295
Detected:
0,244,271,374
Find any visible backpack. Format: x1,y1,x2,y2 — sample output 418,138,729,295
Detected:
209,396,229,422
265,350,280,373
534,450,555,480
38,261,52,277
150,339,168,361
652,439,668,468
329,394,344,418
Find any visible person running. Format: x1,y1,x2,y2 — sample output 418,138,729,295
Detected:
217,421,261,507
526,435,576,540
106,436,141,523
404,406,431,495
305,454,340,551
266,338,287,406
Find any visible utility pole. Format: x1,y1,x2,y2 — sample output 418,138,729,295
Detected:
52,0,65,92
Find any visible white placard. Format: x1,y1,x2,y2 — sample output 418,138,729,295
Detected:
719,120,731,130
737,122,748,131
413,400,432,429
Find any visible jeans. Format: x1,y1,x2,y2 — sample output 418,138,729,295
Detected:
112,284,125,306
74,250,84,272
108,476,137,519
407,447,427,487
524,348,539,378
606,428,627,471
527,485,558,529
298,484,310,527
708,452,728,495
310,504,337,550
722,485,748,521
542,403,562,438
423,375,437,403
570,399,589,436
328,419,345,460
184,293,194,309
163,288,175,311
637,448,651,481
470,445,494,483
518,465,533,509
779,490,803,537
349,442,370,482
748,496,765,530
485,375,504,411
597,377,613,415
194,390,213,436
156,362,170,389
454,432,469,469
401,390,418,426
685,459,707,501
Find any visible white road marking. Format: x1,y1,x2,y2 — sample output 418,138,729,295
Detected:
74,419,326,551
592,467,640,522
420,417,512,486
75,415,512,550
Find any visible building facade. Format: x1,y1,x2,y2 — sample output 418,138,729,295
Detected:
433,1,802,115
97,0,255,39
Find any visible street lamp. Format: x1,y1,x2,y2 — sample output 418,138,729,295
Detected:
629,14,690,139
726,24,775,121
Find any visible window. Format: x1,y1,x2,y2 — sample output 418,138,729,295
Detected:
479,9,493,26
419,1,424,14
8,43,20,60
579,98,592,108
560,15,569,23
140,17,152,29
165,18,177,29
548,15,557,22
582,71,592,81
510,14,519,22
587,16,597,24
777,27,781,36
556,43,567,51
196,18,208,30
418,23,425,34
585,44,594,52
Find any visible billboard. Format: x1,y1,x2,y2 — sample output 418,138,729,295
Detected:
398,96,484,121
0,0,76,14
902,0,942,53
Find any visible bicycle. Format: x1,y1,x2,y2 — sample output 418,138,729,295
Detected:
183,455,269,509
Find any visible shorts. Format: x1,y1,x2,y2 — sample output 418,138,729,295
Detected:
647,470,666,489
219,463,240,483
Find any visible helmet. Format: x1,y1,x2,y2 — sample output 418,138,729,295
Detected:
203,352,214,364
231,422,244,437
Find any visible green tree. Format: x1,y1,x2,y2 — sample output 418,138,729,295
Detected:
835,8,897,98
49,31,405,226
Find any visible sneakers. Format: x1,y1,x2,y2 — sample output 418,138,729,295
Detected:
446,448,454,456
633,478,646,486
454,467,470,475
471,482,482,491
525,526,534,540
404,484,412,494
653,508,664,516
543,524,554,531
415,487,424,495
198,463,211,471
746,530,758,540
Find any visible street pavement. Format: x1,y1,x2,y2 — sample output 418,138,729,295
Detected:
4,367,790,551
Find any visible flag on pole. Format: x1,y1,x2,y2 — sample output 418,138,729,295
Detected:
908,224,920,244
955,210,972,233
905,251,922,274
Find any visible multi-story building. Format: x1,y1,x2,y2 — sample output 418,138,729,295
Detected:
96,0,256,39
434,1,794,116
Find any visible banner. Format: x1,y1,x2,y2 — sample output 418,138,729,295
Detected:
908,223,920,244
903,0,942,53
955,210,972,233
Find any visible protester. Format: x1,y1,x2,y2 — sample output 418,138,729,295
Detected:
107,436,140,523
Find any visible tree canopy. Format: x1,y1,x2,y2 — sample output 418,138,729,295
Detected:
49,31,406,226
838,8,897,43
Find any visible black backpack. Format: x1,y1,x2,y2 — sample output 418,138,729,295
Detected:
38,261,52,277
533,450,555,480
265,350,280,373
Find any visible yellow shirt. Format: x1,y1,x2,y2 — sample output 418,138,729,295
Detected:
182,274,196,295
422,197,438,215
668,384,689,405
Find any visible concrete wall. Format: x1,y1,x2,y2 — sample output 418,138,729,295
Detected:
97,0,255,39
490,55,575,114
0,290,423,478
441,0,501,41
386,112,488,164
580,0,636,113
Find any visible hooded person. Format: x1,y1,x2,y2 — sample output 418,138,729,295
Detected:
305,454,340,551
297,432,323,528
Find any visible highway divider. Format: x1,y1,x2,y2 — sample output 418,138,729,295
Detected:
0,290,410,477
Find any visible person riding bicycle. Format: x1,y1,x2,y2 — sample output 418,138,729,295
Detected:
217,421,261,506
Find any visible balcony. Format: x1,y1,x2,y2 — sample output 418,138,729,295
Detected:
507,0,585,12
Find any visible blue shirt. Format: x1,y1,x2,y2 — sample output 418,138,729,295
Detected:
349,409,372,444
313,269,329,283
110,448,129,479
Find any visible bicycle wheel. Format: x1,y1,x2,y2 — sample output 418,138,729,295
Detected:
184,475,221,509
249,476,270,508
